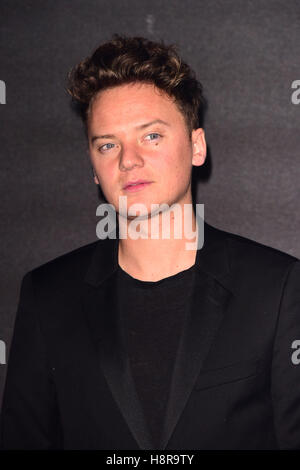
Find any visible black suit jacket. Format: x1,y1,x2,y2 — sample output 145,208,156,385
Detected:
1,221,300,450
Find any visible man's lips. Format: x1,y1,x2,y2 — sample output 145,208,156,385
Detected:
122,180,153,192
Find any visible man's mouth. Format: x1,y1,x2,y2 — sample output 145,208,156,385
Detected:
123,180,152,192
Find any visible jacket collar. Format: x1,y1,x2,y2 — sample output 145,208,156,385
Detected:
84,217,232,293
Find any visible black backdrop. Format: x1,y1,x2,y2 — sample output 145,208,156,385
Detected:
0,0,299,409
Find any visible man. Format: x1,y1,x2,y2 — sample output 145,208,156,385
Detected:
1,35,300,450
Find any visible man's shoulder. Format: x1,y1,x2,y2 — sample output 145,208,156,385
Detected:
26,239,103,286
205,222,299,272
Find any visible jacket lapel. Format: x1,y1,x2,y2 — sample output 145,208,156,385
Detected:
83,236,154,449
82,221,234,450
160,223,234,449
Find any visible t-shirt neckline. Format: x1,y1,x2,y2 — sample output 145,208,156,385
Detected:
117,263,196,289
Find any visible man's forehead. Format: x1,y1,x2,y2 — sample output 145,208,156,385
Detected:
87,82,185,135
90,82,175,113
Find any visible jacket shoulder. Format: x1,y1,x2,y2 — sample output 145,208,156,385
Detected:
27,239,102,286
206,222,299,271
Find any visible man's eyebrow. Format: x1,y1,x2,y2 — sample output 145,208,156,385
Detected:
90,119,170,144
137,119,170,130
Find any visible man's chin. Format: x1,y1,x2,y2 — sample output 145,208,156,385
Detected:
117,209,151,222
117,202,174,221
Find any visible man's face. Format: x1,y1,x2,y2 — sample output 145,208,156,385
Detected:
87,82,206,216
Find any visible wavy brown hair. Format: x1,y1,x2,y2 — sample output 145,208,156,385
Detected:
66,34,205,137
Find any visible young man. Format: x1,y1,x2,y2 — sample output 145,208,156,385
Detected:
1,35,300,450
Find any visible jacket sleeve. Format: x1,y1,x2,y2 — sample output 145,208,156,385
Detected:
0,272,63,449
271,260,300,449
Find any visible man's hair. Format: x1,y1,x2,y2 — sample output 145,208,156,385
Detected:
67,34,205,137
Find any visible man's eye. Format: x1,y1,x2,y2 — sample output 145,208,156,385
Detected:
145,133,161,141
98,143,115,152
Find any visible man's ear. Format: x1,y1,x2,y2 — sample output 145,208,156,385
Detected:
93,174,100,185
87,147,100,185
89,162,100,185
191,128,206,166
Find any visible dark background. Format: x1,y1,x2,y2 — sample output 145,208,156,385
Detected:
0,0,299,408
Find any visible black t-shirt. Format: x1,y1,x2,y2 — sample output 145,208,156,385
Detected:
117,262,196,449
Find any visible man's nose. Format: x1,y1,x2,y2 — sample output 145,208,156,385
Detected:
119,143,144,171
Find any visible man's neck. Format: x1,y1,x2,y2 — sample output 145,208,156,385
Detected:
117,203,198,282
